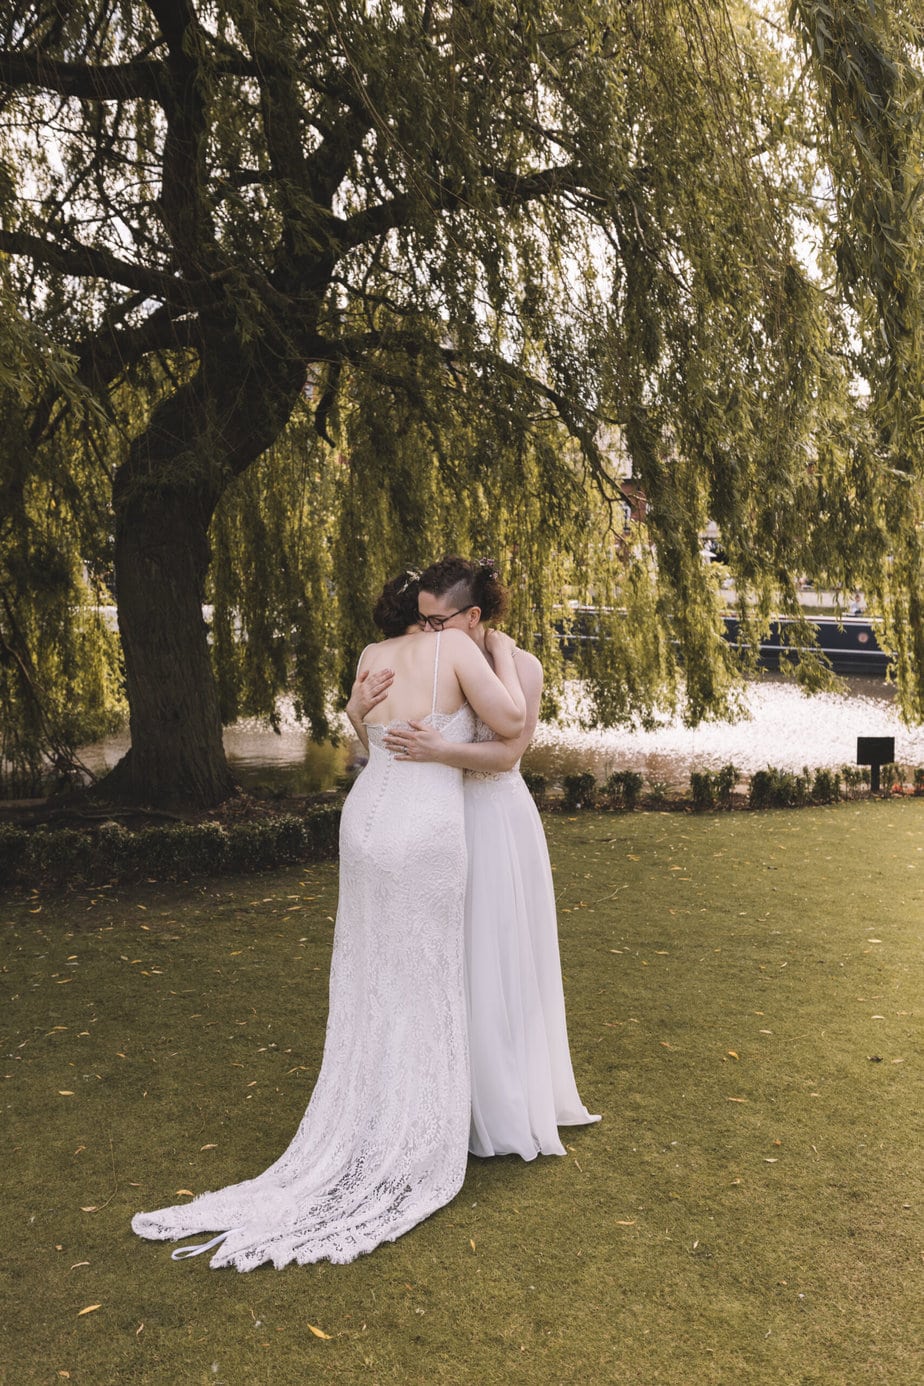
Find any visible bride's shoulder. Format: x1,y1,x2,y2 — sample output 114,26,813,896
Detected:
514,648,543,688
439,628,473,652
361,633,409,666
515,648,542,676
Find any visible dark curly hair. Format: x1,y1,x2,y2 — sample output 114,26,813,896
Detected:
418,555,509,623
372,570,421,638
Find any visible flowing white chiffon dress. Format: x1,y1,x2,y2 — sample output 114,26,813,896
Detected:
132,635,476,1270
464,717,600,1160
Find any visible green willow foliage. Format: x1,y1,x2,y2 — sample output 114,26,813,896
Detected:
0,1,922,796
790,0,924,718
0,448,124,795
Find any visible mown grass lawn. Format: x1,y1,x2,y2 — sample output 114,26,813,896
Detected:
1,800,921,1385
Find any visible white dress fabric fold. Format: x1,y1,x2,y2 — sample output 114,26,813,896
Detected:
132,635,476,1271
464,719,600,1161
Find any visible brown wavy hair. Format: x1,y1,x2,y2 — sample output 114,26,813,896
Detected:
417,555,509,623
372,570,421,637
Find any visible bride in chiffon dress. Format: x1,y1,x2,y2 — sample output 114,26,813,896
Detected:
131,616,525,1270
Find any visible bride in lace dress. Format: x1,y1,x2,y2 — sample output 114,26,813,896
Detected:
376,557,599,1161
131,572,525,1270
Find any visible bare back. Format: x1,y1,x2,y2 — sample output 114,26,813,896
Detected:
361,632,464,727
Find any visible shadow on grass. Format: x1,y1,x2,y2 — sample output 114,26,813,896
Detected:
1,802,921,1384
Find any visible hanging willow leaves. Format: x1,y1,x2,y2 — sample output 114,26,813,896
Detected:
0,1,921,803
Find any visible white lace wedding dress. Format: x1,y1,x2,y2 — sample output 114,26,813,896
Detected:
464,716,600,1160
132,635,476,1270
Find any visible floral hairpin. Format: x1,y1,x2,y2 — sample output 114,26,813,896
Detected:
398,567,421,594
478,556,497,578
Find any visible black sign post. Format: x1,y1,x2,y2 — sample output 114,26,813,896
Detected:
857,736,895,794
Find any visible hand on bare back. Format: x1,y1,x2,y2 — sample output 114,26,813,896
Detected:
349,666,394,720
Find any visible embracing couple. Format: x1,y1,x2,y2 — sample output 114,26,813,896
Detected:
132,556,598,1271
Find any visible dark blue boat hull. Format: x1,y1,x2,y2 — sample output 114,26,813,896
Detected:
721,616,891,676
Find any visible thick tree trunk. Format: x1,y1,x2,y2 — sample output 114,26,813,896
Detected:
104,483,235,807
98,346,308,807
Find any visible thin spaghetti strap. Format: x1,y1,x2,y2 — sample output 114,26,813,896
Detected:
431,630,442,715
355,643,373,678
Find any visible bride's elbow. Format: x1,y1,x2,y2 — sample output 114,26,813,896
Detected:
497,709,526,739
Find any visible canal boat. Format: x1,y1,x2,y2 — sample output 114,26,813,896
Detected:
721,615,891,676
557,608,892,677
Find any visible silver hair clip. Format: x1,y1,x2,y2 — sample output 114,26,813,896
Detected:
398,567,421,594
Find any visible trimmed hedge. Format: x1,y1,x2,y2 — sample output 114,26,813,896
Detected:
603,770,644,810
4,757,923,891
747,765,842,809
0,807,341,891
562,772,597,810
521,769,548,804
690,763,739,811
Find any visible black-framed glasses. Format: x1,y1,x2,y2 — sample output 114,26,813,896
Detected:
417,605,475,631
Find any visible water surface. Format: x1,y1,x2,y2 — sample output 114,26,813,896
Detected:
75,673,924,795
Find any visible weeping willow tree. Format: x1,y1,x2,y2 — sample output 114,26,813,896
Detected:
789,0,924,710
0,0,921,805
0,271,124,796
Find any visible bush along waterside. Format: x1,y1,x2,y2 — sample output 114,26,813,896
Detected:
0,806,341,891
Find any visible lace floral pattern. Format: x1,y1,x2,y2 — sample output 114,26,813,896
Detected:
463,715,521,782
132,699,477,1271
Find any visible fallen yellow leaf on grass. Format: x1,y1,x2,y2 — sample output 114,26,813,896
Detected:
58,1091,75,1096
307,1324,332,1339
175,1189,194,1197
470,1238,476,1251
615,1219,636,1226
77,1304,101,1317
200,1143,217,1151
80,1206,98,1213
727,1051,739,1060
726,1097,747,1103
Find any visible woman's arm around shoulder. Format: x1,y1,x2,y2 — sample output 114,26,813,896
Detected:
442,628,526,738
383,644,542,769
345,644,395,750
465,644,541,768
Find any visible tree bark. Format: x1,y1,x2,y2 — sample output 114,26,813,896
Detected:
105,482,235,807
98,344,307,807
